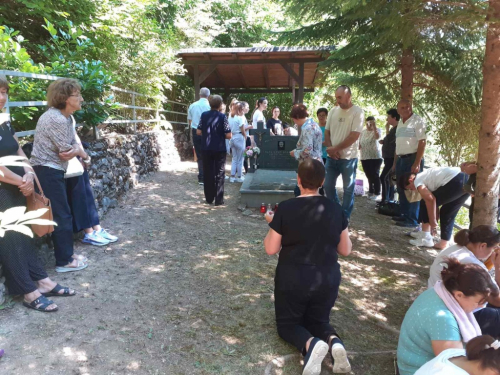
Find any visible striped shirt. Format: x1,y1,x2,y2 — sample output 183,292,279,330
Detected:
30,108,76,171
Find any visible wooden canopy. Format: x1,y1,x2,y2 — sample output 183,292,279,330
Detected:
177,47,332,102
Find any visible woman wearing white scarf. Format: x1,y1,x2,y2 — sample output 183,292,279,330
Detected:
397,258,498,375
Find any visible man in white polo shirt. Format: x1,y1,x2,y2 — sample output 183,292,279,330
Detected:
324,85,365,218
392,99,426,227
188,88,211,185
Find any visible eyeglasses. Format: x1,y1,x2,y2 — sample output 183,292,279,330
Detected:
70,93,83,98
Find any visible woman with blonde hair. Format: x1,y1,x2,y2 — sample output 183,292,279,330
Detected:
31,78,90,272
228,101,246,183
0,76,76,312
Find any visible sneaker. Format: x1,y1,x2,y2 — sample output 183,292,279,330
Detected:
97,229,118,243
229,177,235,183
410,230,425,239
330,338,351,373
410,236,434,247
198,181,204,185
225,175,229,180
303,338,328,375
82,231,110,246
235,177,245,183
370,195,381,201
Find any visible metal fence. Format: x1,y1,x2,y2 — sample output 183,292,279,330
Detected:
0,70,189,138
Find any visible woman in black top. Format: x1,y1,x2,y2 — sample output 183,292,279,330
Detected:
0,76,75,312
266,106,283,136
264,159,352,375
196,95,231,206
379,108,399,204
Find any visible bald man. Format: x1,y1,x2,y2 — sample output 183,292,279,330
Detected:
392,99,427,229
324,85,365,218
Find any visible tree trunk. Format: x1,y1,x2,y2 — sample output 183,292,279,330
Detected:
473,0,500,228
401,48,414,101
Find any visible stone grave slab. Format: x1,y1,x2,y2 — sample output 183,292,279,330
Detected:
258,136,299,170
240,169,297,208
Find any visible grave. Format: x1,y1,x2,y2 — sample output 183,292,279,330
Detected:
240,121,299,208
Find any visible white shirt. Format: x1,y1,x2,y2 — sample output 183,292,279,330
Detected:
228,115,245,134
414,167,461,192
187,98,210,129
325,105,364,159
252,110,265,128
428,244,496,289
414,349,468,375
395,113,427,155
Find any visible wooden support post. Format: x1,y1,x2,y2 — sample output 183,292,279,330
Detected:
194,64,200,101
292,80,296,103
298,63,305,103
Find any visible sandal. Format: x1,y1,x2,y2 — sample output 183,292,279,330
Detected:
72,254,88,263
23,295,58,312
42,284,76,297
55,259,88,273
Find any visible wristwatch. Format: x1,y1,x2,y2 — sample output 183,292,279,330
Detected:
83,155,91,164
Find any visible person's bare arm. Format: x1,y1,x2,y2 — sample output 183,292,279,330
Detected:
392,151,398,172
412,139,426,173
431,340,463,356
225,132,232,140
196,129,202,136
324,129,332,147
337,228,352,256
0,166,24,187
373,128,380,140
264,228,282,255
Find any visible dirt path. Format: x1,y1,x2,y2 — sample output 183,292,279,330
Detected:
0,161,435,374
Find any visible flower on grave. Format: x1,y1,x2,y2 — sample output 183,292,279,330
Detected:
253,147,260,155
246,149,254,157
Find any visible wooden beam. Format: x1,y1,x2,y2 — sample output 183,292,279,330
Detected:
208,88,314,94
280,63,300,82
194,64,200,100
199,64,218,84
238,66,248,89
263,65,270,89
298,62,305,103
182,57,324,65
214,67,226,89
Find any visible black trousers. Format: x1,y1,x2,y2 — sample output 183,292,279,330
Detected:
243,136,251,173
192,129,204,182
474,307,500,338
419,173,470,241
202,150,226,205
275,286,340,354
33,166,75,267
380,157,395,202
66,168,100,233
0,186,48,295
361,159,382,195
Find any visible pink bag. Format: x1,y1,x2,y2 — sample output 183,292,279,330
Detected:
354,179,364,196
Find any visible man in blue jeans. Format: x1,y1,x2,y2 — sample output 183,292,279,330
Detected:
392,99,427,227
324,86,365,218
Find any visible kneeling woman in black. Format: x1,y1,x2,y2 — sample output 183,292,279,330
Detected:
264,158,352,375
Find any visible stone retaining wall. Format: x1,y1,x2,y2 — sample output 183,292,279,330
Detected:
0,123,182,305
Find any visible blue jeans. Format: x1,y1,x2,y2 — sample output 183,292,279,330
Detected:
324,158,358,218
396,155,424,225
33,166,75,267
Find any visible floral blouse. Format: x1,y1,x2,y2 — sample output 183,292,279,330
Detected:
293,118,324,164
359,128,382,160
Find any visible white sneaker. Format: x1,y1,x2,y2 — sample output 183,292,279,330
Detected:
229,177,235,183
225,175,229,180
235,177,245,183
410,237,434,248
331,342,351,373
369,195,381,201
410,230,425,239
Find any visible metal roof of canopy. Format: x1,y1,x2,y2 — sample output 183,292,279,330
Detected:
177,46,333,102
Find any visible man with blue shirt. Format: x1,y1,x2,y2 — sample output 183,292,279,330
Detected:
392,99,426,227
188,87,211,185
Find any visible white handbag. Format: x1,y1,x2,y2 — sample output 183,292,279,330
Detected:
64,115,85,179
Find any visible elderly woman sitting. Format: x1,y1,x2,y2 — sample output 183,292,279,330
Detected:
0,76,76,312
31,78,90,272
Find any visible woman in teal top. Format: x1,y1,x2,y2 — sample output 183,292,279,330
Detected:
316,108,328,163
397,258,498,375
